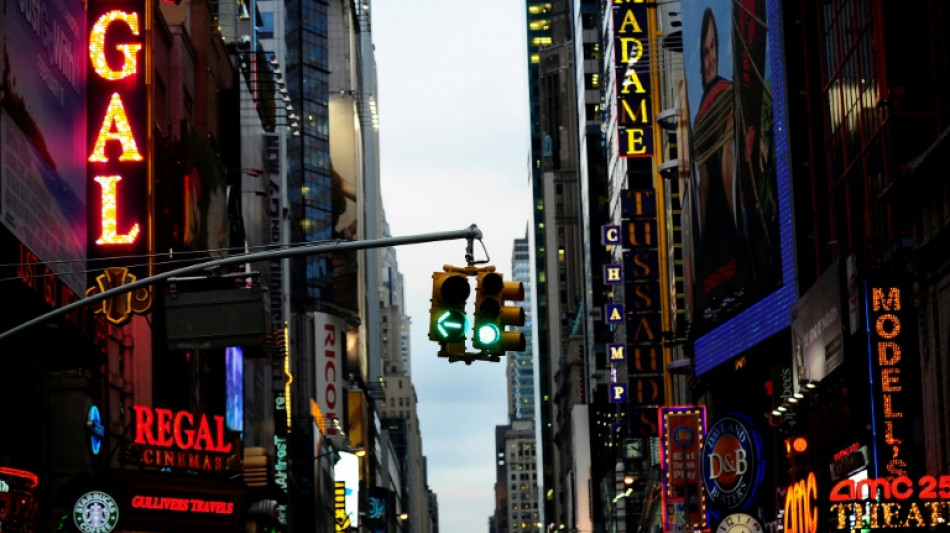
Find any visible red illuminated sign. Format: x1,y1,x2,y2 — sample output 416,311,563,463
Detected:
127,405,238,472
0,467,40,533
828,475,950,529
130,495,234,515
87,0,149,264
660,406,707,532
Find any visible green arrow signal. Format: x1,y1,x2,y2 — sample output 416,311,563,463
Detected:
436,310,467,341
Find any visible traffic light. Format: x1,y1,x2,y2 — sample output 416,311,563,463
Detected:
429,271,470,344
473,271,526,354
787,436,810,482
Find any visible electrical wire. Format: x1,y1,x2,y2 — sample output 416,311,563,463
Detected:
0,238,345,285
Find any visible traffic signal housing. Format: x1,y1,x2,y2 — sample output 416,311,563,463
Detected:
429,271,471,344
787,436,811,482
473,271,526,355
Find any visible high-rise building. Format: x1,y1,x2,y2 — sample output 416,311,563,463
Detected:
508,232,535,421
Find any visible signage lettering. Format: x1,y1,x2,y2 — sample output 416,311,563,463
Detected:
132,405,232,452
86,0,148,273
127,405,237,472
613,1,653,157
783,473,818,533
130,495,235,515
335,481,350,531
870,287,909,477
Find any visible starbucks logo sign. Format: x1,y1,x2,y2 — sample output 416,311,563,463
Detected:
73,491,119,533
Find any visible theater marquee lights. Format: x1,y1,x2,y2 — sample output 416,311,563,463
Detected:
869,286,910,477
87,0,149,264
829,475,950,529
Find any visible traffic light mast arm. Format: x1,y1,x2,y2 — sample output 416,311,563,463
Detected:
0,225,484,342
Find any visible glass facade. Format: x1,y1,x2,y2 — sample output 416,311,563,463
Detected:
286,0,334,308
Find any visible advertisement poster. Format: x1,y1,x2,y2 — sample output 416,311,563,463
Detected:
1,0,87,294
682,0,781,332
661,407,707,532
791,262,844,393
328,98,359,313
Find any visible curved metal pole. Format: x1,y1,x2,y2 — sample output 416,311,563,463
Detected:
0,225,482,342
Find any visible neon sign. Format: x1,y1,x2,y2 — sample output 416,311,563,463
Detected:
126,405,238,472
87,0,148,262
829,476,950,529
88,405,105,455
784,473,818,533
869,287,909,477
0,467,39,533
130,495,235,515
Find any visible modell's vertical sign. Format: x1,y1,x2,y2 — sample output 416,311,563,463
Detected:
613,0,653,158
87,0,150,270
868,285,920,478
314,312,345,435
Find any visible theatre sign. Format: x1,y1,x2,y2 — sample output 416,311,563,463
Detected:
124,405,240,473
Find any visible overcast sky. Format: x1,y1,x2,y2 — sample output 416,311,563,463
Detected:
372,2,533,531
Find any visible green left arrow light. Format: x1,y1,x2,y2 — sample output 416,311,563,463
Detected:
435,309,467,341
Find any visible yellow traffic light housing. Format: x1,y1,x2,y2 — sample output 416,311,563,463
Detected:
473,271,526,355
429,271,470,344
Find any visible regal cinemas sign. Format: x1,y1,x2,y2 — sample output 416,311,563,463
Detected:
126,405,239,472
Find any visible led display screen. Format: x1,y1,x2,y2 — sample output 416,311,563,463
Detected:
683,0,797,375
1,0,87,295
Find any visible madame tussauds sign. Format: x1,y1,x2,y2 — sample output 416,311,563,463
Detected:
126,405,239,472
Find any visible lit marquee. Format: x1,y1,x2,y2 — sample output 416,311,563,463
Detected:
89,93,143,163
87,1,148,256
94,176,140,244
88,11,141,80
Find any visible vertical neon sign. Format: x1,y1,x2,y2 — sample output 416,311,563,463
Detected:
87,0,149,268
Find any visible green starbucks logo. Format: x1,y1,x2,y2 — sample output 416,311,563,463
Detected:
73,491,119,533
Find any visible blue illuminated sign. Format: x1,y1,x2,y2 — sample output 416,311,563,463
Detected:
88,405,104,455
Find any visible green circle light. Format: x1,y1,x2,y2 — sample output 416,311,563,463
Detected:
476,323,501,346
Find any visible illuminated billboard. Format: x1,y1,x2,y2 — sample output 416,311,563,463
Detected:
867,285,920,478
682,0,797,374
612,0,653,158
659,406,708,532
1,0,87,295
86,0,150,270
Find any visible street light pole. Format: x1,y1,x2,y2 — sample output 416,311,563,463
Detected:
0,225,483,342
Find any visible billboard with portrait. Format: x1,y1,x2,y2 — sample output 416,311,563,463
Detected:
682,0,797,374
328,98,359,313
0,0,87,295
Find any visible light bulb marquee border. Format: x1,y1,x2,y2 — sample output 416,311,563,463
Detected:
86,0,151,269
